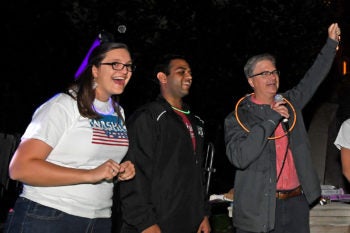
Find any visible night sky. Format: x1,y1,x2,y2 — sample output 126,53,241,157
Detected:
2,0,349,192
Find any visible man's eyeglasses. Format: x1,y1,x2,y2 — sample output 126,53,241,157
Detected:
100,62,136,72
249,70,280,78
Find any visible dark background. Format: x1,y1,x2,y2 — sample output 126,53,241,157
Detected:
1,0,350,197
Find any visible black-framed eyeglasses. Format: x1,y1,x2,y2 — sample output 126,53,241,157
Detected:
100,62,136,72
249,70,280,78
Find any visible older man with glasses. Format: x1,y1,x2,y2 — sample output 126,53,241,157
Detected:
224,23,341,233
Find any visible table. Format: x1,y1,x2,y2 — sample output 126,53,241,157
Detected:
310,202,350,233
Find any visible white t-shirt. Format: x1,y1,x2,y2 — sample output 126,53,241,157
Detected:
334,118,350,150
20,93,128,218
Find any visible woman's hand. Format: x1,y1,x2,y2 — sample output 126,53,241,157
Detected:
117,160,135,181
88,159,123,183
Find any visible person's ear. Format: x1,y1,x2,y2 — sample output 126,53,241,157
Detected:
157,72,167,84
248,78,254,88
92,65,99,78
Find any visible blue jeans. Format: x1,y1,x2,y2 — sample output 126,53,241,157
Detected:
236,194,310,233
3,197,112,233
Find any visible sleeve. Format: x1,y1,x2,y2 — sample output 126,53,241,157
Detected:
119,109,159,232
285,38,338,109
22,93,76,148
334,119,350,150
224,109,281,169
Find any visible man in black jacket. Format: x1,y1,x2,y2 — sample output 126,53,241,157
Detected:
120,54,211,233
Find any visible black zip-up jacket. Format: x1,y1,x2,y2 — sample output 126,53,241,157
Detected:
120,96,210,233
224,38,338,232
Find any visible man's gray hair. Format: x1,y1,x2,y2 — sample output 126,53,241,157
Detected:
244,53,276,78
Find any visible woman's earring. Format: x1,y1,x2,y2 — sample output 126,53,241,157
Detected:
92,79,98,89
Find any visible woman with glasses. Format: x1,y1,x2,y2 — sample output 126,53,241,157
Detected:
4,42,135,233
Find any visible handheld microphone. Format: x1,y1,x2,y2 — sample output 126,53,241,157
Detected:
274,94,289,131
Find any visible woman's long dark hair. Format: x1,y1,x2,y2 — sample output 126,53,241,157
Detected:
67,42,130,123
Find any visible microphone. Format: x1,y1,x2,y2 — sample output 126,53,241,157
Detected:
274,94,289,131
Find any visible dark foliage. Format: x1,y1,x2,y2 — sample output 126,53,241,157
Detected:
2,0,341,132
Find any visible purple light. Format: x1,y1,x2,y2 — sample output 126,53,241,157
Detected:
74,38,101,79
